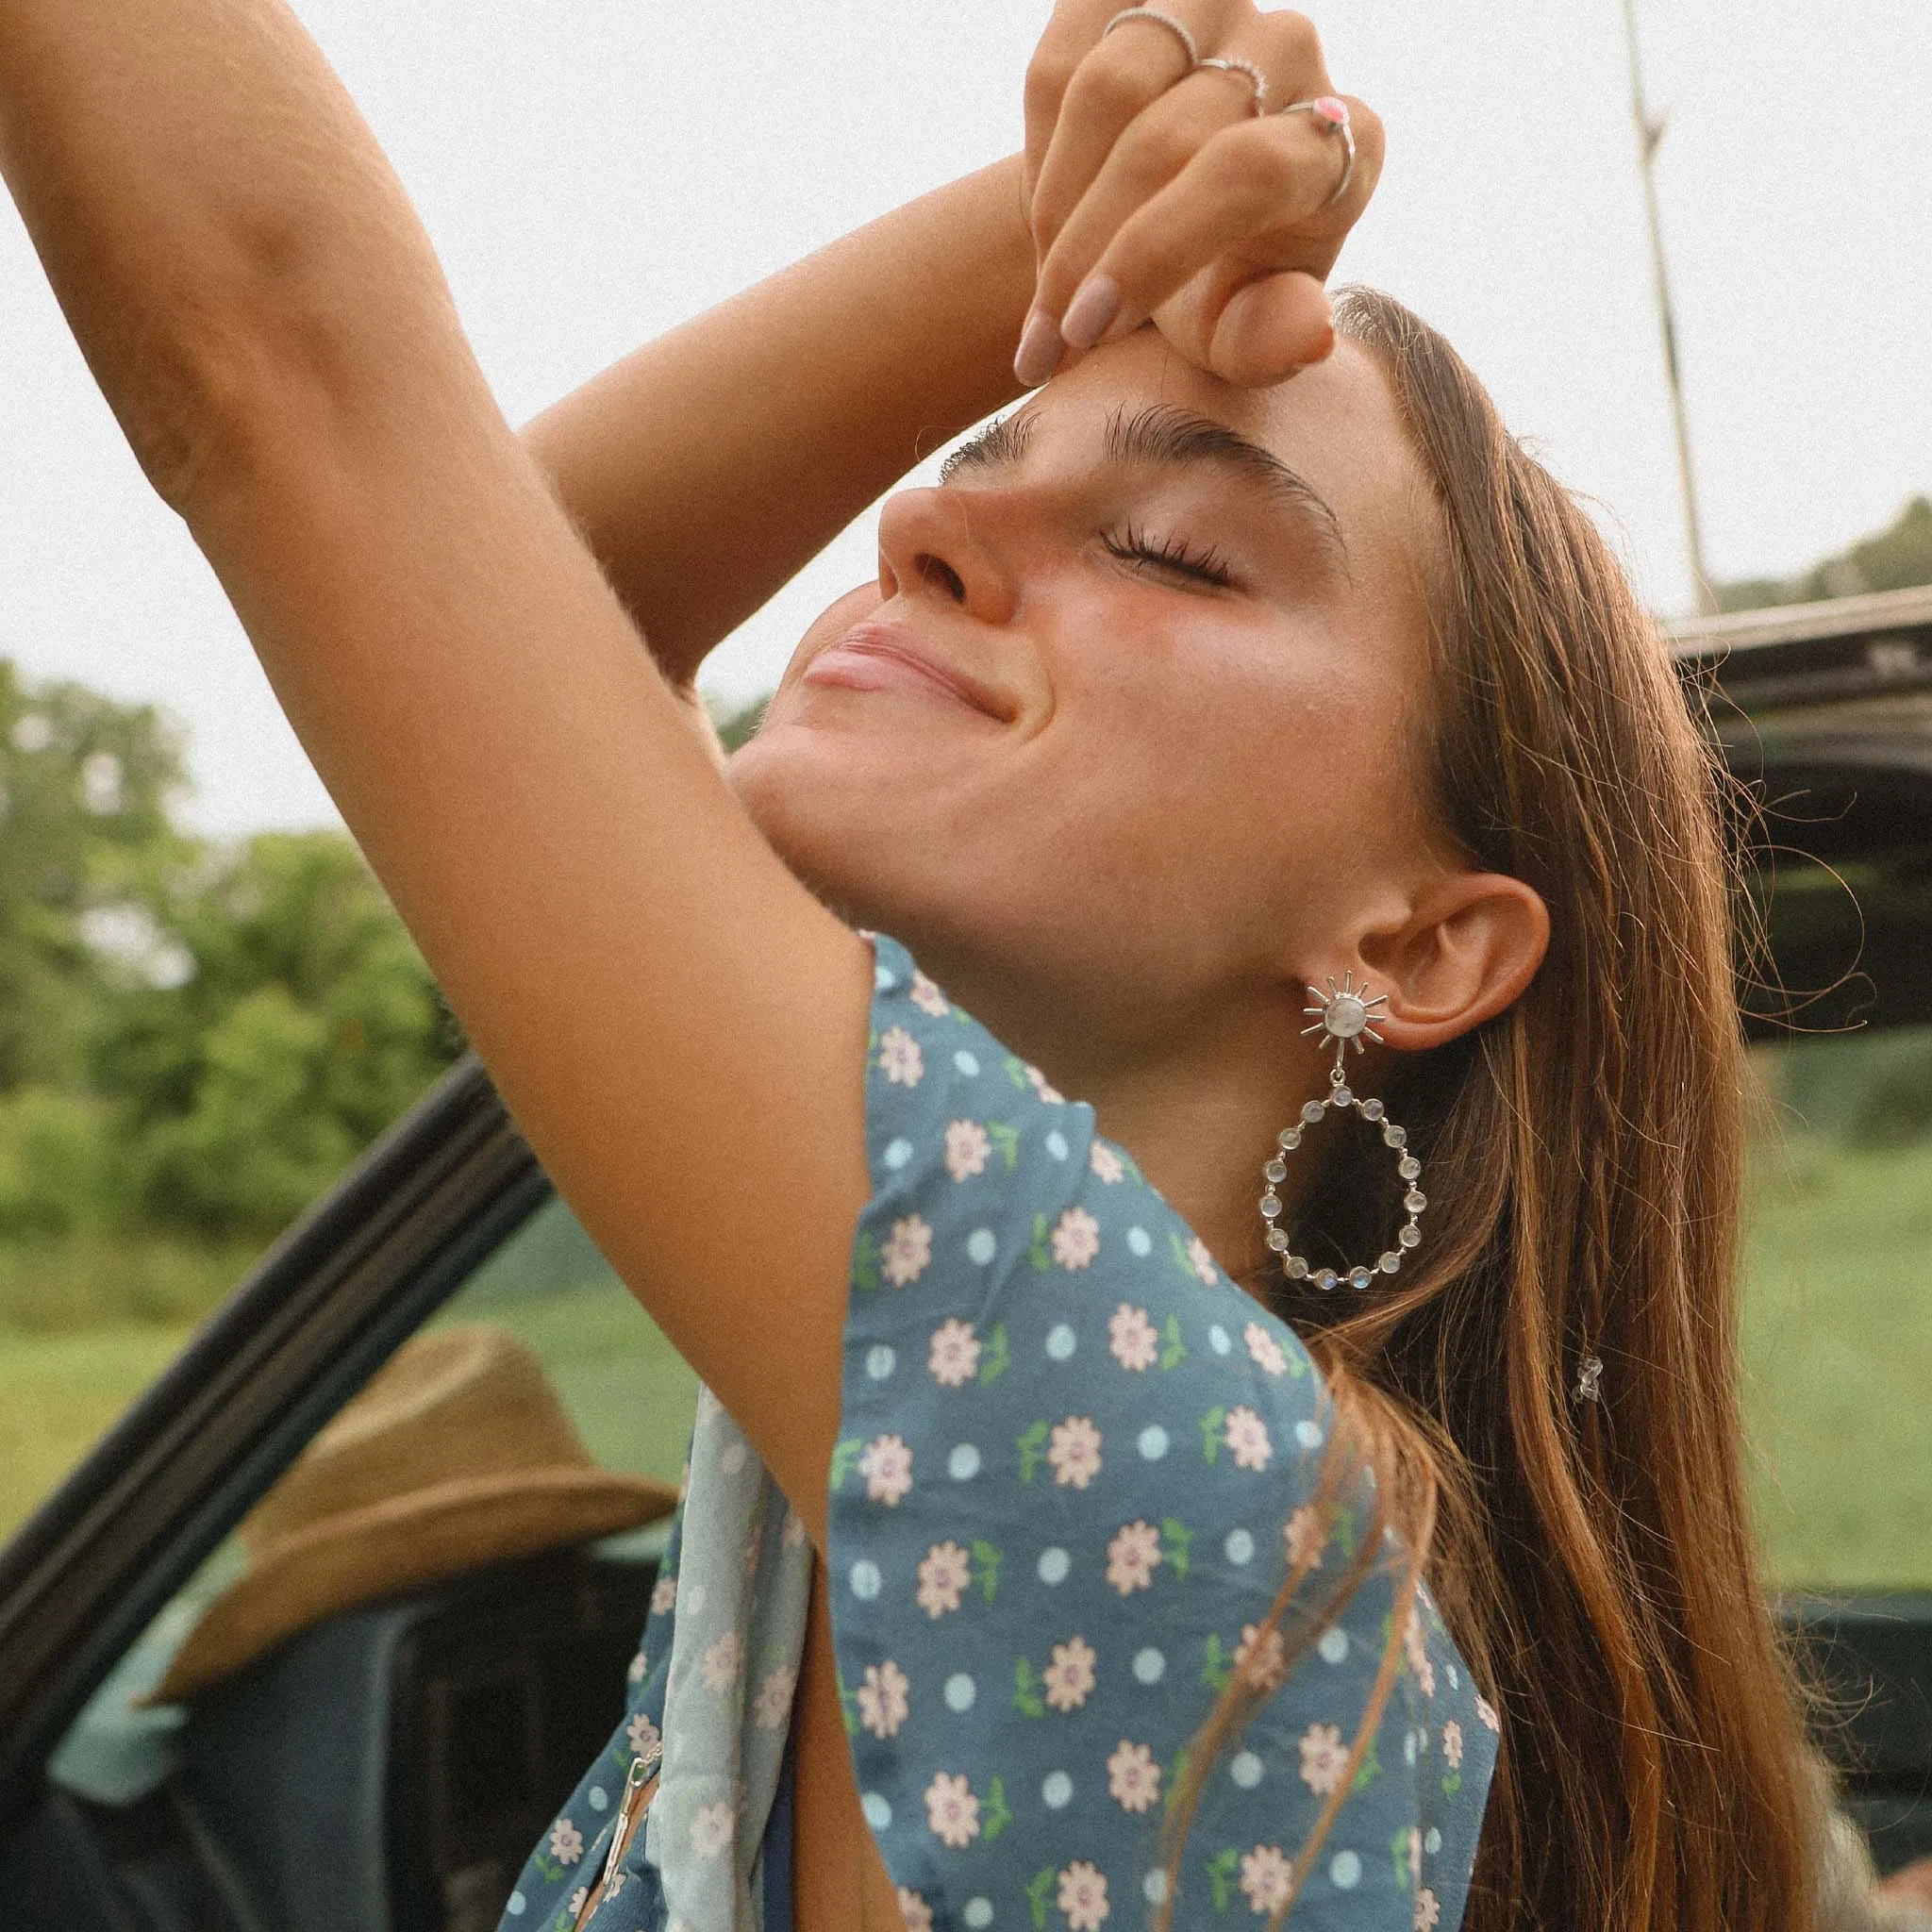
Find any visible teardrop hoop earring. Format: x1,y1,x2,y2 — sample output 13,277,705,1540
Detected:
1259,972,1427,1291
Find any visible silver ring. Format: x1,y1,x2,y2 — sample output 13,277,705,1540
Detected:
1193,55,1269,116
1101,8,1200,72
1275,94,1357,208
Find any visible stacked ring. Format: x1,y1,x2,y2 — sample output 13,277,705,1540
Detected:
1100,7,1200,70
1275,94,1357,208
1193,55,1269,116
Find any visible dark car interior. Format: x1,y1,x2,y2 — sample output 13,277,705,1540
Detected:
4,590,1932,1929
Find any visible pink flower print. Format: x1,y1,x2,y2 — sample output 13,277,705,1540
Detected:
923,1771,980,1847
1406,1827,1422,1886
927,1317,980,1387
1027,1064,1065,1106
881,1214,934,1287
1284,1506,1325,1572
1404,1605,1436,1695
898,1890,935,1932
1224,1404,1274,1472
627,1647,649,1684
701,1629,742,1694
1240,1845,1295,1915
916,1541,972,1619
1043,1635,1098,1712
908,971,949,1017
1187,1234,1219,1285
944,1119,991,1182
567,1889,589,1920
1051,1206,1101,1270
1047,1415,1103,1490
1442,1718,1464,1769
857,1659,910,1739
625,1711,662,1765
1108,1302,1158,1372
1236,1622,1288,1694
1105,1520,1162,1596
754,1665,798,1731
1298,1721,1350,1794
782,1507,808,1548
689,1798,734,1859
860,1433,913,1506
548,1818,584,1866
1415,1890,1441,1931
1474,1692,1501,1732
878,1025,924,1086
1243,1320,1288,1377
1106,1739,1161,1813
1058,1860,1109,1931
650,1574,677,1616
1089,1140,1125,1184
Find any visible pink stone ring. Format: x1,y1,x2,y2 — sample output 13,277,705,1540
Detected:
1276,93,1357,208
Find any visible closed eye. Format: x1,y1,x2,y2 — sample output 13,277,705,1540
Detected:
1099,525,1236,590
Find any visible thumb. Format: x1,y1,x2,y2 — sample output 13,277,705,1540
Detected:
1152,261,1336,388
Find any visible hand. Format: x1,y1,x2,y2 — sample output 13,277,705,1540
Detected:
1018,0,1385,388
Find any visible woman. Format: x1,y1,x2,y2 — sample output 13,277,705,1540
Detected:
0,0,1840,1925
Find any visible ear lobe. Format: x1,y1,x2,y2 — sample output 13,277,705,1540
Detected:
1357,873,1550,1052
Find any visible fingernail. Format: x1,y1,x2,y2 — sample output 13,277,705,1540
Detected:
1013,308,1064,389
1059,274,1121,353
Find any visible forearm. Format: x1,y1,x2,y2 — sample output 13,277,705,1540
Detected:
522,156,1036,690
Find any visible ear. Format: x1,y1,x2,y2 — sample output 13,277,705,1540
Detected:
1349,871,1549,1052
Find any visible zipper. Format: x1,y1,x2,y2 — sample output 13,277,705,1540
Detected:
574,1751,657,1930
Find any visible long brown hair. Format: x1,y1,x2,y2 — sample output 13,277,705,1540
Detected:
1167,288,1819,1931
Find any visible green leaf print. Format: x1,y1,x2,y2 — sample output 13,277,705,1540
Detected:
983,1774,1013,1841
978,1322,1011,1385
533,1853,562,1883
1442,1771,1462,1796
1005,1054,1034,1092
1027,1210,1052,1271
971,1539,1004,1605
1199,1405,1226,1465
1161,1517,1193,1581
1201,1632,1232,1691
1332,1503,1358,1559
1353,1738,1383,1792
1012,1657,1047,1719
1391,1824,1415,1889
1159,1313,1188,1371
1207,1845,1241,1911
1170,1229,1200,1279
852,1228,881,1294
1025,1868,1058,1929
829,1439,863,1493
1016,1419,1050,1483
987,1121,1023,1171
1163,1745,1191,1813
838,1674,859,1737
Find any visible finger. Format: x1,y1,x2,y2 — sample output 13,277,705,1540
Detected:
1043,93,1381,357
1173,266,1336,386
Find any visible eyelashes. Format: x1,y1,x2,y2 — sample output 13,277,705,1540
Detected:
1099,524,1237,589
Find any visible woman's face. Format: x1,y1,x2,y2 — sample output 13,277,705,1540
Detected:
729,329,1448,1053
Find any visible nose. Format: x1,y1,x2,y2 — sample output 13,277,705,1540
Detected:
875,486,1019,625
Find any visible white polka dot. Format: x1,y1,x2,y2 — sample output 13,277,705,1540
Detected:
1143,1871,1170,1906
874,962,895,991
681,1582,707,1619
506,1895,526,1918
1224,1528,1255,1566
865,1344,896,1380
964,1902,994,1930
588,1786,609,1812
1037,1546,1071,1585
948,1443,981,1481
1044,1129,1070,1159
1403,1729,1420,1767
1329,1851,1362,1890
953,1050,981,1076
849,1560,882,1601
1132,1646,1166,1685
1295,1419,1324,1449
1138,1424,1170,1460
1126,1226,1153,1257
966,1227,997,1265
1318,1625,1350,1665
721,1441,749,1477
1447,1663,1460,1689
1045,1323,1076,1361
861,1792,892,1830
1424,1827,1441,1856
1041,1771,1074,1808
1208,1324,1232,1355
1230,1751,1264,1789
944,1673,976,1712
883,1137,913,1170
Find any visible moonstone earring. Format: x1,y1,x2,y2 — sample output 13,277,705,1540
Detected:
1259,972,1426,1291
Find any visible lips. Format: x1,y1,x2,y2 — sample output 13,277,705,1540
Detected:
801,621,1011,721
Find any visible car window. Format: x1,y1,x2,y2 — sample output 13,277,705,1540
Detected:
1741,1021,1932,1590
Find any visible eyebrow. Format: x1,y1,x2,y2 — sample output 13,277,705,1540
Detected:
939,401,1349,573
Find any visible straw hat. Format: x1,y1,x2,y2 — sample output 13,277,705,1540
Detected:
151,1323,678,1703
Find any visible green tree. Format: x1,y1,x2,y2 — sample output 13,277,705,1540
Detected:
1719,494,1932,612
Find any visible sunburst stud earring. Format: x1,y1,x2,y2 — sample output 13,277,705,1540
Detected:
1258,973,1425,1291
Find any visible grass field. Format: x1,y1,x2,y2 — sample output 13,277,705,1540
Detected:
4,1137,1932,1588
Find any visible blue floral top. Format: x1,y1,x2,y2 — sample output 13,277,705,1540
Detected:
500,937,1497,1931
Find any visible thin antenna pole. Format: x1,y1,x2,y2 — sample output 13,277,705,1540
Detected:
1619,0,1719,616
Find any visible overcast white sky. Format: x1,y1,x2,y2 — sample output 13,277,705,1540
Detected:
1,0,1926,834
